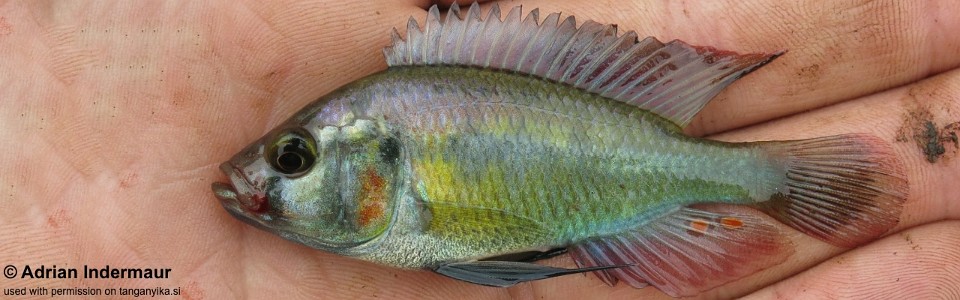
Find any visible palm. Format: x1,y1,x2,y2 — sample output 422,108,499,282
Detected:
2,1,958,299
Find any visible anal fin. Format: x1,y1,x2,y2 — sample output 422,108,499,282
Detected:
569,205,793,297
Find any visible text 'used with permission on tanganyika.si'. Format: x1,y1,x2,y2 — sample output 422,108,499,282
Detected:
3,264,180,298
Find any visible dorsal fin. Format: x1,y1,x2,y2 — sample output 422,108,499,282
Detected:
384,4,782,127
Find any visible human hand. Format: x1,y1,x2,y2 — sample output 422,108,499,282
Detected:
1,0,958,299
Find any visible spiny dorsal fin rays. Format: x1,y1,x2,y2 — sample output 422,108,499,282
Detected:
384,3,781,128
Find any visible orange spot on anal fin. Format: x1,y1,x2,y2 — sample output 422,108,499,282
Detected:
689,219,710,234
720,217,744,229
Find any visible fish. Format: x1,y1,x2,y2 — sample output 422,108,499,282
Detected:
211,3,908,297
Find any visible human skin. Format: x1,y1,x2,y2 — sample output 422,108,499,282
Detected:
1,0,959,299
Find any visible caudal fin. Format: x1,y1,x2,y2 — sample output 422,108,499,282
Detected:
759,134,907,247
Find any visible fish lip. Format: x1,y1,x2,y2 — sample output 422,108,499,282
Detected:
212,182,238,202
213,162,255,208
213,162,240,201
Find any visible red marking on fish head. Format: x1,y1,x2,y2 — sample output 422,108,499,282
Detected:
244,193,270,214
356,167,387,228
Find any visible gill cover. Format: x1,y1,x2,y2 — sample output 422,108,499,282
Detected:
334,119,402,243
273,119,402,247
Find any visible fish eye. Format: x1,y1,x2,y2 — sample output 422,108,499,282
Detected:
267,129,317,175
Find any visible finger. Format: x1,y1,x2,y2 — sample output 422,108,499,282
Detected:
464,0,960,135
744,221,960,299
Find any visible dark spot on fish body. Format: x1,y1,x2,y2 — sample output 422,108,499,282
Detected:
379,137,400,164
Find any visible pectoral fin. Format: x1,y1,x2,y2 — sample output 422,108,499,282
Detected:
434,260,627,287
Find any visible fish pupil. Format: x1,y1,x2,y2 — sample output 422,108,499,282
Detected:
277,151,303,173
272,136,315,174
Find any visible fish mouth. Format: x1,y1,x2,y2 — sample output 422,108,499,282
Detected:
213,161,273,216
212,162,282,238
212,162,260,214
212,180,259,227
213,182,283,235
